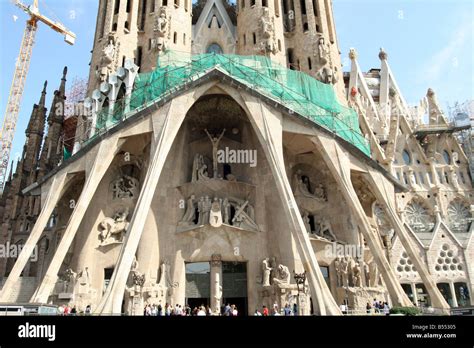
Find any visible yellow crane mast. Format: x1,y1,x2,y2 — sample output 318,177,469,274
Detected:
0,0,76,191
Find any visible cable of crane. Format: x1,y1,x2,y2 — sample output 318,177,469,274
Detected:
39,0,62,24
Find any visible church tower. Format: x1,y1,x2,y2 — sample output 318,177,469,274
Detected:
88,0,193,93
38,67,68,177
236,0,287,65
281,0,345,101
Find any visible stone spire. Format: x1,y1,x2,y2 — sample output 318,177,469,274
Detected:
39,80,47,107
427,88,448,125
25,81,48,137
39,68,68,175
59,67,67,95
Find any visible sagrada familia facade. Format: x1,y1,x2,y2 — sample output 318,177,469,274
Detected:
0,0,472,315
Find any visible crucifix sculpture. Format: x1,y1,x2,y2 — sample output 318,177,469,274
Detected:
205,128,226,179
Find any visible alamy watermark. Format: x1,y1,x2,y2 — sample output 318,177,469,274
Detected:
324,242,363,259
0,243,38,262
217,146,257,168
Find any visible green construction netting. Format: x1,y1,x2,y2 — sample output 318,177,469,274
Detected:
93,50,370,156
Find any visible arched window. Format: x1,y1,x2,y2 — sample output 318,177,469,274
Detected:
443,150,451,164
207,43,223,54
402,150,411,165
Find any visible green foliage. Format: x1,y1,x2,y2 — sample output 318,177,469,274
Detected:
389,306,422,316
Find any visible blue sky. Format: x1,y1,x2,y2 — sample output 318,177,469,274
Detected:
0,0,473,169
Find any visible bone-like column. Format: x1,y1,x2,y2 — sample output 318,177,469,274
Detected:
366,169,451,313
311,134,413,307
0,173,68,301
210,254,223,314
31,136,119,303
242,96,341,315
95,100,188,314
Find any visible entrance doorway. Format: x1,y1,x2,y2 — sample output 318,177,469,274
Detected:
185,262,210,309
222,261,248,316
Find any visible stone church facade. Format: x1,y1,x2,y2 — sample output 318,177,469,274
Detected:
0,0,471,315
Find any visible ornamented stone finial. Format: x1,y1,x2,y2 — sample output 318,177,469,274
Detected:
349,48,358,60
378,48,388,61
427,88,435,98
62,66,68,78
350,86,358,98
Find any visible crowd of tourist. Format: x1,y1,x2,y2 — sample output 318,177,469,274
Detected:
143,303,235,316
56,304,92,315
366,299,391,315
55,300,390,316
254,303,299,316
142,302,299,316
340,298,390,315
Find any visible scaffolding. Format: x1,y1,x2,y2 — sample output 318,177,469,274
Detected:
448,100,474,182
92,50,371,156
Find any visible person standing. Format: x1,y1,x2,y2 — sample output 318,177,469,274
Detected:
224,303,231,316
262,306,269,316
197,306,206,316
293,303,298,316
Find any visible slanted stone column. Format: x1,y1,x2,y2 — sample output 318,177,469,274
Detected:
310,134,413,308
210,254,223,315
241,94,341,315
95,96,190,314
0,172,68,302
364,169,451,313
31,136,120,303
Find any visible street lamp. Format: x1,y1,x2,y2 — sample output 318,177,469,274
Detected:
293,270,306,315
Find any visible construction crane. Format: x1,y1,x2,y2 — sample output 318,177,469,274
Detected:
0,0,76,192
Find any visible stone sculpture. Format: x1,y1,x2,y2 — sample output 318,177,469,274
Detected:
262,258,273,286
222,198,231,224
273,264,291,285
293,170,327,202
97,33,120,82
335,256,342,287
210,197,223,227
112,175,140,200
316,217,337,241
352,262,362,287
152,7,170,52
98,208,130,245
205,129,226,179
260,8,277,54
340,256,350,287
180,194,196,225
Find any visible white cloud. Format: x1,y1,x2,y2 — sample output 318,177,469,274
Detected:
421,17,472,83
